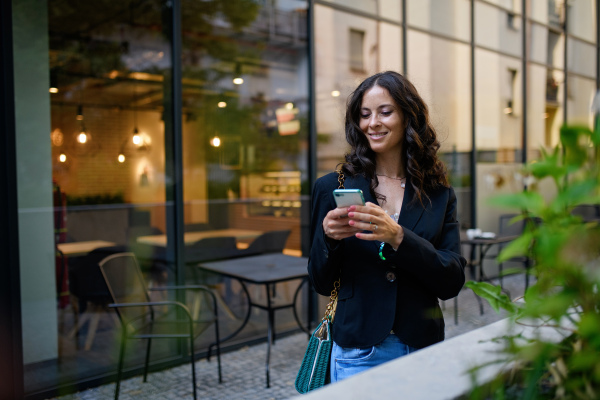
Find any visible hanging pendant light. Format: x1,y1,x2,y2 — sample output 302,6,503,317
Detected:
233,62,243,85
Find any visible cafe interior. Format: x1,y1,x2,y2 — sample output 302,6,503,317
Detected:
23,0,313,395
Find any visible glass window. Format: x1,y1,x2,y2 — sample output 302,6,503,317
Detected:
349,29,366,71
568,37,596,78
475,47,524,233
527,65,564,158
568,0,596,42
15,0,310,395
314,4,392,174
318,0,402,22
475,1,522,57
407,30,472,228
567,75,596,125
16,0,172,394
179,0,310,343
407,0,470,42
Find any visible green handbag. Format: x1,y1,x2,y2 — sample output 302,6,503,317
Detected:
294,279,339,394
295,168,344,394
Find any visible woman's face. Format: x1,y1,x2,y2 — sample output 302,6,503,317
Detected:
359,85,404,155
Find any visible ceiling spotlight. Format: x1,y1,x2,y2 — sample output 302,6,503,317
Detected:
218,102,227,108
210,136,221,147
233,77,244,85
118,154,126,163
58,153,67,163
49,87,59,94
331,90,341,97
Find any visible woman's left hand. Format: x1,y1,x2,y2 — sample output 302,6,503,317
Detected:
347,202,404,249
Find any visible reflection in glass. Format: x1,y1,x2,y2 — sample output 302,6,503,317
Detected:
26,0,173,394
179,1,310,346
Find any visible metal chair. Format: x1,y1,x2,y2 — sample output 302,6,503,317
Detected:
99,252,222,400
241,229,291,256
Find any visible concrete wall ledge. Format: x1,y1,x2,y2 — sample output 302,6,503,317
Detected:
294,317,567,400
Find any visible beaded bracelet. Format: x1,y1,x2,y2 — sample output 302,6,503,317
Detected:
379,242,398,260
379,242,386,260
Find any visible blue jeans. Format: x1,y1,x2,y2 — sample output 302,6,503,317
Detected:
330,333,417,383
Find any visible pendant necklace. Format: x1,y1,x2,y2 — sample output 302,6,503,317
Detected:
376,174,406,188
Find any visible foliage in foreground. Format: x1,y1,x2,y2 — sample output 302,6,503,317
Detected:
466,123,600,400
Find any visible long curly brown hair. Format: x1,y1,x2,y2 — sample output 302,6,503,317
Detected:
341,71,448,206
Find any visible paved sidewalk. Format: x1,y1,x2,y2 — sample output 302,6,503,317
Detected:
48,274,526,400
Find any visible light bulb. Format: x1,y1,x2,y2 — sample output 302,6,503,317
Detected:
58,153,67,163
77,131,88,143
211,136,221,147
49,87,59,94
331,90,341,97
118,154,125,163
133,128,141,145
218,102,227,108
233,77,244,85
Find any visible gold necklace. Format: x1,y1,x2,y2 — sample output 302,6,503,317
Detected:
376,174,406,188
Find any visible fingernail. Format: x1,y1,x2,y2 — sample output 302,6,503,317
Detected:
348,206,355,211
348,212,354,218
349,220,355,226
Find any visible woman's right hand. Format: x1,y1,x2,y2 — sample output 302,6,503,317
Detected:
323,207,362,241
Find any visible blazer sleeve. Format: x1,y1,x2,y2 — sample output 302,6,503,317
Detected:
390,186,466,300
307,175,345,296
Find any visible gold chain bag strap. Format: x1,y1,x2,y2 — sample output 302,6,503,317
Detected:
294,169,344,394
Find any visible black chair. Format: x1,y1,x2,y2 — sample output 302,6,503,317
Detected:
184,223,214,232
99,252,222,400
494,214,537,289
68,245,128,350
185,236,238,265
571,204,600,222
240,229,291,256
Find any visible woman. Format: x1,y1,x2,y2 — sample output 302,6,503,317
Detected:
308,71,466,383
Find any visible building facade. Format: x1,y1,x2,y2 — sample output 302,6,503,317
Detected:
1,0,597,398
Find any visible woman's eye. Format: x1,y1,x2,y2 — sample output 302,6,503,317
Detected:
381,111,392,116
360,114,371,119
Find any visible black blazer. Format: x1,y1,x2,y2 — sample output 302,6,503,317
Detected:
308,172,466,349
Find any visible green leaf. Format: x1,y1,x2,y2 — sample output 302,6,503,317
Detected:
560,125,592,168
552,179,598,211
593,115,600,145
488,192,545,214
497,232,533,263
465,281,518,314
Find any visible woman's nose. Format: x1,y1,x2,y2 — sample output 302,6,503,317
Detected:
369,114,381,127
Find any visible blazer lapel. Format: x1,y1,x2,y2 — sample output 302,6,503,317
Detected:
398,178,425,230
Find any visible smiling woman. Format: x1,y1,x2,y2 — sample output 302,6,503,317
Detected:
308,71,466,384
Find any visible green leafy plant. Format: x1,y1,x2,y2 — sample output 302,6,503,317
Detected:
465,122,600,399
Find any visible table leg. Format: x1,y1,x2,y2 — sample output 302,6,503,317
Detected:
265,282,273,388
292,278,312,335
208,279,252,359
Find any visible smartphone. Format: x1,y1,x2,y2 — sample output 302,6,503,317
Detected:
333,189,366,208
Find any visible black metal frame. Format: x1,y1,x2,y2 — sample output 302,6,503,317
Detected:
0,0,25,398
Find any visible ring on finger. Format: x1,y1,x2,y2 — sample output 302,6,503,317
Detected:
374,224,378,231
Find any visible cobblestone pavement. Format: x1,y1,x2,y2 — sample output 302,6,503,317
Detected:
48,274,527,400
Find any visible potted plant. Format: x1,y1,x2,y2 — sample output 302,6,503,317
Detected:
465,120,600,399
